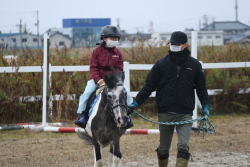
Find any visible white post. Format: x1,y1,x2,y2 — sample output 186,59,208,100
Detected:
49,63,52,121
191,31,198,128
123,61,130,93
42,33,49,127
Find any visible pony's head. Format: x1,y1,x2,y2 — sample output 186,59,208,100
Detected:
104,71,128,127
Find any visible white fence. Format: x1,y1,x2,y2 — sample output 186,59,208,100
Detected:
1,62,250,104
1,61,250,97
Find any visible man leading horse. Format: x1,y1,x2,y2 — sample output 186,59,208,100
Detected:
128,31,210,167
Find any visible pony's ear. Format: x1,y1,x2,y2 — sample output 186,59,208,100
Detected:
116,71,125,83
104,73,117,89
121,72,125,82
111,67,117,74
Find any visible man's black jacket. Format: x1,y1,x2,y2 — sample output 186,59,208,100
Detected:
135,53,209,115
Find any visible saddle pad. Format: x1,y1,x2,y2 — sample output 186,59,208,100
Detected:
85,92,102,137
88,94,101,117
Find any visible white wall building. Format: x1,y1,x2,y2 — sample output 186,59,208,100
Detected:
49,28,73,38
0,33,41,49
151,31,224,46
41,31,72,49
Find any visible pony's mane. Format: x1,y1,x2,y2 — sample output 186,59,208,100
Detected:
104,70,124,89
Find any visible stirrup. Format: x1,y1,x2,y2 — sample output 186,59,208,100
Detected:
74,114,87,128
123,116,134,129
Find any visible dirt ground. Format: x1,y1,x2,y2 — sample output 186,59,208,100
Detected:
1,115,250,167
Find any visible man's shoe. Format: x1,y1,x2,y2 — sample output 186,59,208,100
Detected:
74,113,87,128
123,115,134,129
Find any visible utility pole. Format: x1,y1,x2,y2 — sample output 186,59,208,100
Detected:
116,18,120,29
34,11,40,48
199,20,201,30
16,19,23,54
235,0,238,21
203,15,208,30
212,17,215,30
20,20,23,50
149,21,154,33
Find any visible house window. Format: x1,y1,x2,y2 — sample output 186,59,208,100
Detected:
188,36,191,39
22,38,27,42
215,36,221,38
33,38,37,42
11,38,16,42
1,38,4,42
161,37,167,40
59,41,65,46
206,36,212,39
198,36,203,39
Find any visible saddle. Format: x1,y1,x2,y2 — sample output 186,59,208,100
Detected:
83,83,106,118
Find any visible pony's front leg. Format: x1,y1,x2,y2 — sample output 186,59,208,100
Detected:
93,139,103,167
108,140,122,167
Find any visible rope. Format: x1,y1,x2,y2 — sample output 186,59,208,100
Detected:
132,111,215,138
198,115,216,138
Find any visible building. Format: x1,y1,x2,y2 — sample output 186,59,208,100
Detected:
41,31,72,49
201,21,250,44
0,33,41,49
49,28,73,38
151,31,224,46
62,18,111,47
119,31,152,48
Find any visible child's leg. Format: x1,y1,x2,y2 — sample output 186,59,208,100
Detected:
76,80,97,114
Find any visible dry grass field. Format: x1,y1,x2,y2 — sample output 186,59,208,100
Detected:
1,115,250,167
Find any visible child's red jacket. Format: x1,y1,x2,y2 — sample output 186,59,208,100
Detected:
90,44,123,83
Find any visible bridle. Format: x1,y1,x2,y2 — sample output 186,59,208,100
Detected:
104,83,128,124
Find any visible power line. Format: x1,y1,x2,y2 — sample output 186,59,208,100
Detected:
0,25,16,27
0,12,31,14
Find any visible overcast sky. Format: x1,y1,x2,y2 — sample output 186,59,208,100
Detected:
0,0,249,34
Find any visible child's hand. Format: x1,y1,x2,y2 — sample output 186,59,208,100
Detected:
97,79,104,85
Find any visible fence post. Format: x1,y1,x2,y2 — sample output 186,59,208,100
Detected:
191,31,198,128
123,61,131,94
42,33,50,127
48,63,52,122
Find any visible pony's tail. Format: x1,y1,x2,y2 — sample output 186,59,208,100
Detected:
77,132,93,145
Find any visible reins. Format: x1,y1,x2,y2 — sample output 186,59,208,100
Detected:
132,111,215,138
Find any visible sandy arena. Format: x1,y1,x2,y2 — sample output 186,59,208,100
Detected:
0,116,250,167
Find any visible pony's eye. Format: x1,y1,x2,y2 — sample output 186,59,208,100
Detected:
108,95,112,99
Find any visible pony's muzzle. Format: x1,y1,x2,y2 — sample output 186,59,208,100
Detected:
117,116,128,127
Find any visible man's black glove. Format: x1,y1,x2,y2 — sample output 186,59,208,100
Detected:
127,101,138,115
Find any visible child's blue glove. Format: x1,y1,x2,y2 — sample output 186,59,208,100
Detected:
202,105,210,117
127,101,138,115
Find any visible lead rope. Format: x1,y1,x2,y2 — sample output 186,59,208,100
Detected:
198,115,215,138
132,111,215,138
